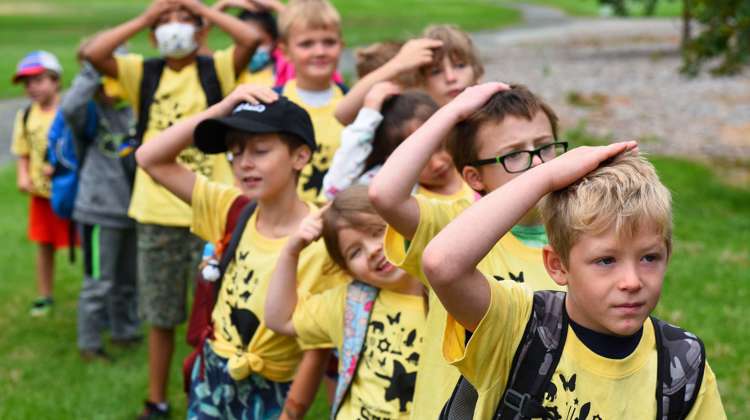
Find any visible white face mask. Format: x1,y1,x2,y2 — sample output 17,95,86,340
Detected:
155,22,198,59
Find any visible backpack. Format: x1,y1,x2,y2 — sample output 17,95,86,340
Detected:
47,101,98,220
440,291,707,420
182,195,257,393
331,281,379,419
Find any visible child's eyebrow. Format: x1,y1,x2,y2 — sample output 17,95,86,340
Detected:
493,134,554,155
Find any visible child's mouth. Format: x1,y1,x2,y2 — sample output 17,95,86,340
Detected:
242,176,262,187
375,258,394,274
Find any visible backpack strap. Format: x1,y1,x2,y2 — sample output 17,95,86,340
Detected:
214,196,256,307
195,55,223,107
652,317,706,420
21,104,32,138
331,281,379,419
135,58,166,144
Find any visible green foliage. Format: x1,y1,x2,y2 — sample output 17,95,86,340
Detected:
681,0,750,76
597,0,675,16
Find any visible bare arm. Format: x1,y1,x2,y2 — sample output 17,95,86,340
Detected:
16,157,32,194
369,82,509,239
265,208,325,336
180,0,261,75
422,142,638,330
136,83,278,204
334,38,443,125
82,0,172,77
281,349,331,420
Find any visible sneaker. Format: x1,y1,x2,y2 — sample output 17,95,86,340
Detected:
29,297,53,317
137,401,170,420
79,348,114,363
110,335,144,349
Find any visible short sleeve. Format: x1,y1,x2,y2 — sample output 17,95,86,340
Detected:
383,195,470,285
292,284,347,350
10,110,29,156
685,362,727,420
443,281,533,392
115,54,144,112
190,174,243,242
213,46,236,97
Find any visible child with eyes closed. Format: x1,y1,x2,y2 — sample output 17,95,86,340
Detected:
265,185,427,420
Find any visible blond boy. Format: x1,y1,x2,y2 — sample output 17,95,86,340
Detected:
422,145,726,419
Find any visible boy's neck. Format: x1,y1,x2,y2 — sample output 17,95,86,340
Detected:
255,184,310,239
294,75,332,91
37,94,59,111
165,53,198,72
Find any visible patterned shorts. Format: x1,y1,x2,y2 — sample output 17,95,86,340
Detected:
136,223,203,328
188,342,291,420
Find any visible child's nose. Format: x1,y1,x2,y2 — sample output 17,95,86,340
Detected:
618,265,643,291
444,65,457,82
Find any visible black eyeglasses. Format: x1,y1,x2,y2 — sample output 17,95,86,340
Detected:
470,141,568,173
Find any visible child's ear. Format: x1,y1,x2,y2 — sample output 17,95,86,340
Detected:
462,165,486,192
292,145,312,171
543,245,569,287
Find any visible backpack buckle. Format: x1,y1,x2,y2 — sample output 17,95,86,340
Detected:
503,389,549,419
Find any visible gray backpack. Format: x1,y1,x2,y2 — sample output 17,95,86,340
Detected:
439,291,706,420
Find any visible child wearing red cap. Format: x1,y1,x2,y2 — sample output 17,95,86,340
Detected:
10,50,70,317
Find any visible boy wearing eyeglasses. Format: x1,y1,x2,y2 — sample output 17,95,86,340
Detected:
368,82,567,419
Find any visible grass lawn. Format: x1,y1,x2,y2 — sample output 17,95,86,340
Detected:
0,133,748,418
0,0,520,99
527,0,683,17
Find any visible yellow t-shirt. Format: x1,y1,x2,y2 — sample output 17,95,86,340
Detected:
237,65,275,87
10,104,57,198
116,48,237,226
443,281,727,419
293,285,427,420
383,195,563,420
415,181,477,202
280,80,344,203
190,175,348,382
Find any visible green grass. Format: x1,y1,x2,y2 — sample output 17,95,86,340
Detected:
525,0,683,17
0,0,520,99
1,142,748,418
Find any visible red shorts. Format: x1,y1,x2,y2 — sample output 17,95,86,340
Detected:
28,195,77,249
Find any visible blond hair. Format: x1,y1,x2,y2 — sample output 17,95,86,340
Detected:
278,0,341,41
540,153,673,265
419,24,484,84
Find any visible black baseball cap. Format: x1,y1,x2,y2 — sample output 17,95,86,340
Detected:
193,96,316,154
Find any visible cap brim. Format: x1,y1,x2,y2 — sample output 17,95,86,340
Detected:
12,67,46,84
193,115,279,154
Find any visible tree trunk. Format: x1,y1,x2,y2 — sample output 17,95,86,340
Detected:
681,0,693,50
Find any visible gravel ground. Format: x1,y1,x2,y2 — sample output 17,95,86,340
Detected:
473,18,750,162
2,11,748,166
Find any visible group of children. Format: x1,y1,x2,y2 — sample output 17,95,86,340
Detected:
10,0,726,419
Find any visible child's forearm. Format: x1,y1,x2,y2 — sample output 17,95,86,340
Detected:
369,105,459,237
82,16,149,78
282,349,331,420
60,63,100,128
16,157,31,193
334,64,401,125
198,2,260,73
264,247,301,336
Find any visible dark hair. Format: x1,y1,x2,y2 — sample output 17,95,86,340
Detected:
447,84,559,173
363,91,439,175
238,10,279,41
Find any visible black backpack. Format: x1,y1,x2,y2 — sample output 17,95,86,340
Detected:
440,291,706,420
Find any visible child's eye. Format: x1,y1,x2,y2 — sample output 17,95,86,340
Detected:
429,67,442,76
595,257,616,266
347,248,361,260
323,39,338,47
642,253,662,263
454,62,467,69
298,40,314,49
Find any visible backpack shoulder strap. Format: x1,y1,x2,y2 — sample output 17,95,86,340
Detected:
497,290,568,419
331,281,379,419
195,55,223,107
213,196,256,307
335,81,349,95
135,58,166,144
652,317,706,420
272,85,284,95
440,291,568,420
22,104,32,136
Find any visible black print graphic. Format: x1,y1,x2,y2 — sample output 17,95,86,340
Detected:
406,352,419,366
375,360,417,413
559,373,576,392
229,305,260,347
371,321,385,334
387,312,401,325
301,146,331,196
404,329,417,347
543,373,602,420
243,269,255,285
493,275,505,282
239,251,249,261
509,272,525,283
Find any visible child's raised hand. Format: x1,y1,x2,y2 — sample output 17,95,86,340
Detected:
174,0,208,15
216,84,279,114
286,204,331,254
389,38,444,73
363,81,402,111
142,0,177,26
544,141,639,192
443,81,510,121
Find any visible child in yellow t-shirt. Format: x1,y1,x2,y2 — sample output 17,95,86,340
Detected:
10,51,70,317
369,83,566,419
275,0,346,202
82,0,262,414
422,146,727,419
265,185,426,420
137,84,347,418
